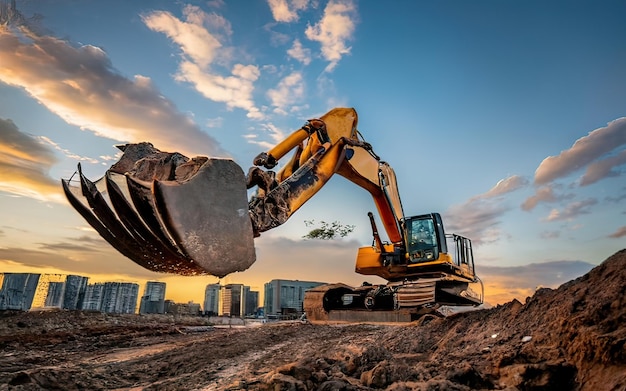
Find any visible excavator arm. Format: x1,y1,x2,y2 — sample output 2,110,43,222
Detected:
246,108,405,246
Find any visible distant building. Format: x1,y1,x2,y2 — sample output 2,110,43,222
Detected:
264,279,325,317
82,283,105,311
44,282,65,308
243,286,259,317
221,284,243,317
203,283,220,316
41,275,89,310
139,281,166,314
62,275,88,310
0,273,40,310
102,282,138,314
165,300,201,316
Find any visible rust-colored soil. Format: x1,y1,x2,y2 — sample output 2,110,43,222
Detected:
1,249,625,390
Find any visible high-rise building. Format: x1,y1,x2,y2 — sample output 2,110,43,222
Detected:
0,273,40,310
243,286,259,317
264,279,325,316
63,275,89,310
139,281,166,314
44,282,65,307
203,283,221,315
82,283,105,311
100,282,139,314
221,284,243,317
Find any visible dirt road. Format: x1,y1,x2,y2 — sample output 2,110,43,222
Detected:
1,249,625,390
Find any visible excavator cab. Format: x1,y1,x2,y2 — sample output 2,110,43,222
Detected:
401,213,479,284
406,214,444,263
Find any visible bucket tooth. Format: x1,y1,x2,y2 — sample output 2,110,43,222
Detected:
152,158,256,277
105,173,198,274
62,177,141,264
124,174,186,256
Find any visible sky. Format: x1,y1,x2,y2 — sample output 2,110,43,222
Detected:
0,0,625,307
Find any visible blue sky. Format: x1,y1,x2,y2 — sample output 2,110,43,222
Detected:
0,0,624,305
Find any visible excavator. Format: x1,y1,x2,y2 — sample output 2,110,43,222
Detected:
62,108,483,322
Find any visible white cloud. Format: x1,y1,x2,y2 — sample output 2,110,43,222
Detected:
245,122,287,149
444,176,530,245
267,0,310,23
444,199,509,246
522,186,558,211
608,226,626,238
543,198,598,222
0,118,64,202
287,39,312,65
0,28,225,158
579,149,626,186
305,0,357,72
521,184,574,211
39,137,100,164
143,6,263,120
267,71,305,114
475,175,529,200
142,6,225,68
534,117,626,185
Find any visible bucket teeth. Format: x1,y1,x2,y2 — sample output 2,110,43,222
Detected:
105,173,192,267
62,145,257,277
123,174,187,257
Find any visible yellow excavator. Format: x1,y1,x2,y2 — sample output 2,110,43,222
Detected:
62,108,483,322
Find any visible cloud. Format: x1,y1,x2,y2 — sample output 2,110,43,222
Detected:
39,136,100,164
267,71,305,114
143,6,226,68
267,0,310,23
605,192,626,204
0,27,225,158
305,0,357,72
444,199,509,246
478,260,595,304
287,39,312,65
543,198,597,222
0,243,160,280
474,175,528,200
245,122,287,149
444,175,529,246
0,118,64,202
534,117,626,185
579,149,626,186
36,235,105,252
521,184,573,211
143,6,263,120
608,226,626,239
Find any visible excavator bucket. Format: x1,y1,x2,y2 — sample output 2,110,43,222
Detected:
61,143,256,277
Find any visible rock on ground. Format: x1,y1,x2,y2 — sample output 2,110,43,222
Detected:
0,249,625,390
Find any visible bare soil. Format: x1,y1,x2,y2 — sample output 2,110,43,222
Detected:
1,249,625,391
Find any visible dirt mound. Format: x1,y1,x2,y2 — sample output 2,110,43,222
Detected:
0,250,624,390
251,249,626,390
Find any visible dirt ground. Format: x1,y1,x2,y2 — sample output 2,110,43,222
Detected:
1,249,625,391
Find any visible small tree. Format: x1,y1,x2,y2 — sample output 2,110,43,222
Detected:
303,220,355,240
